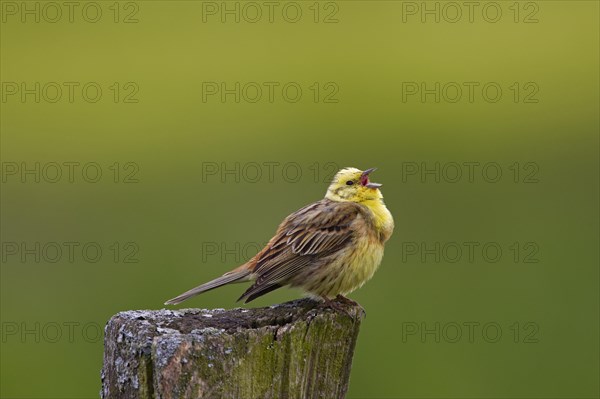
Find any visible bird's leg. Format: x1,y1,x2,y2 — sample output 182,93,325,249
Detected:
335,294,358,306
335,295,366,317
319,296,353,318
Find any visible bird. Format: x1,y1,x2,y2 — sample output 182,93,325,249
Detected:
165,167,394,310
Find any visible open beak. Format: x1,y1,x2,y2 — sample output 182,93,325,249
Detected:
360,167,382,189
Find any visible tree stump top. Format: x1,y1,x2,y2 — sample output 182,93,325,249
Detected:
102,298,364,399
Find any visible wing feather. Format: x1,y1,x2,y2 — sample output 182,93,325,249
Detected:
239,199,363,302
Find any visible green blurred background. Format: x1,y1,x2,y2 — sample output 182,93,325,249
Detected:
1,1,598,398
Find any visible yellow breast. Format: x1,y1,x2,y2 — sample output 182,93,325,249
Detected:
361,199,395,243
340,237,385,295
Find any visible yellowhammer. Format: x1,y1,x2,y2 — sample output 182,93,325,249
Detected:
165,167,394,309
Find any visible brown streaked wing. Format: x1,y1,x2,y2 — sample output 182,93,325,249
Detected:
239,200,362,302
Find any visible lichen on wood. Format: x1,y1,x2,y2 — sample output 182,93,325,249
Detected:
101,298,364,399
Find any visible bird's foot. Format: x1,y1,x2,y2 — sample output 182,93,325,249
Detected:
335,294,358,306
335,295,366,317
319,296,364,319
320,296,353,318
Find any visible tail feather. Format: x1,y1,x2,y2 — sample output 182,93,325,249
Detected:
164,269,251,305
238,282,282,303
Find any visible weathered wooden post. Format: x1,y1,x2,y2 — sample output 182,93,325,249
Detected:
101,298,364,399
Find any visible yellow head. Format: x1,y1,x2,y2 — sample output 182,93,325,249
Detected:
325,167,384,203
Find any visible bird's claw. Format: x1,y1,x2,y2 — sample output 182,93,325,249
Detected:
319,296,365,319
335,295,367,318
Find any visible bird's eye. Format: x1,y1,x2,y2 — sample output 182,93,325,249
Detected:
346,180,354,185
